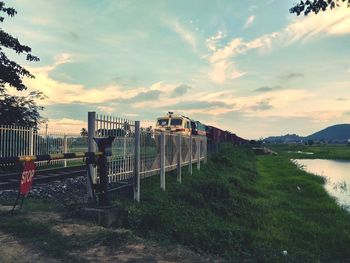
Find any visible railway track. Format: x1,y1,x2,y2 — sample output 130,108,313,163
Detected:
0,165,86,190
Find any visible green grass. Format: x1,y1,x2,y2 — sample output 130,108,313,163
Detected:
121,144,350,262
268,143,350,160
2,144,350,262
253,155,350,262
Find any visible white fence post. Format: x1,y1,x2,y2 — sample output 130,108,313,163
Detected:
160,132,165,191
177,134,181,183
189,135,193,175
204,137,208,164
87,112,96,201
63,133,68,168
29,128,34,156
197,138,201,170
134,121,141,202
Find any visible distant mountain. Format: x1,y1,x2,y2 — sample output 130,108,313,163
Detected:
264,124,350,143
306,124,350,142
264,134,304,143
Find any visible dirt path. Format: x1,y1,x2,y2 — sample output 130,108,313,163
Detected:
0,211,218,263
0,231,59,263
77,241,213,263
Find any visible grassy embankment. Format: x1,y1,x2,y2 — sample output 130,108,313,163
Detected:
1,144,350,262
269,143,350,160
121,144,350,262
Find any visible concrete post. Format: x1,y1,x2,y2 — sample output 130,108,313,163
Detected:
177,134,181,183
134,121,141,202
160,133,165,191
189,135,192,175
94,136,114,207
87,112,96,201
63,134,68,168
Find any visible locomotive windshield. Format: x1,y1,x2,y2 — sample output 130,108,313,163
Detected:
157,118,169,126
170,118,182,126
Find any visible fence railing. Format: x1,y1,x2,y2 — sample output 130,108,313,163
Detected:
0,125,87,167
0,113,209,205
87,112,207,201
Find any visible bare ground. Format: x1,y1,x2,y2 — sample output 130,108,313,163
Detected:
0,231,59,263
0,209,220,263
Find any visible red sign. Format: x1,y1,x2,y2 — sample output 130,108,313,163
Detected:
20,161,36,196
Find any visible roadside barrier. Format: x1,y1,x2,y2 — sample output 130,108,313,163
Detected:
0,150,107,212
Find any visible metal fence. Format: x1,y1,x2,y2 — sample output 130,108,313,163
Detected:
87,112,207,198
0,125,87,167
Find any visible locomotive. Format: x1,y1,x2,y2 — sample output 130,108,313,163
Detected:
155,112,246,144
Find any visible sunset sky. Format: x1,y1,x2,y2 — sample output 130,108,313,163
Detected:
4,0,350,139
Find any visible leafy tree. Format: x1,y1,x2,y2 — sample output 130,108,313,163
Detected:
0,1,43,128
80,128,88,136
0,91,46,127
290,0,350,16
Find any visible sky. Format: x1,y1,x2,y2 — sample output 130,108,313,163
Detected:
3,0,350,139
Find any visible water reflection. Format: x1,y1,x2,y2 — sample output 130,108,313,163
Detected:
332,181,350,195
293,159,350,211
288,151,314,155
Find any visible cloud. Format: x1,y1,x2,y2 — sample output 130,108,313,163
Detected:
171,84,192,97
205,3,350,84
97,106,115,113
15,54,171,106
249,99,273,111
284,3,350,43
68,31,80,42
244,15,255,29
169,20,197,48
283,73,304,80
208,56,246,84
336,97,347,101
41,118,86,133
248,5,258,12
206,31,226,51
254,86,282,92
125,90,163,102
170,100,233,110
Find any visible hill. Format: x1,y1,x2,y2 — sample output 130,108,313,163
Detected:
264,133,304,143
306,124,350,142
264,124,350,143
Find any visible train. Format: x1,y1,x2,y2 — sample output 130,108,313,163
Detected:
155,112,247,144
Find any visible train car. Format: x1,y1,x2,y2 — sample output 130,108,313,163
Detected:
206,125,226,143
155,112,192,136
191,121,206,136
226,132,248,144
155,112,247,143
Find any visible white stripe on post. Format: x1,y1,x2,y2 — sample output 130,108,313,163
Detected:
160,132,165,191
63,134,68,168
197,138,201,170
134,121,141,202
177,133,181,183
189,135,192,175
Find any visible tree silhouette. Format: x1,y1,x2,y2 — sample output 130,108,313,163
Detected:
80,128,88,136
0,1,44,128
290,0,350,16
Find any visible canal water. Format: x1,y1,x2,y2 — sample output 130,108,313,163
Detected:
293,159,350,211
